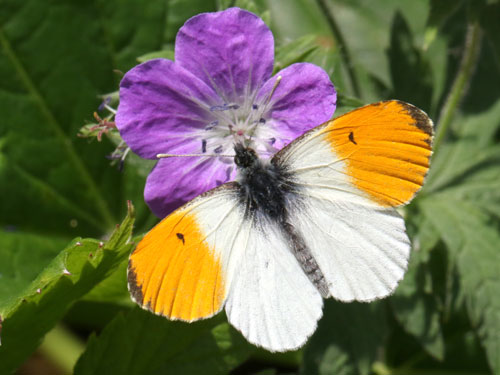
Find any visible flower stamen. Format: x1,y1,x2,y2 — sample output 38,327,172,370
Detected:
266,75,282,105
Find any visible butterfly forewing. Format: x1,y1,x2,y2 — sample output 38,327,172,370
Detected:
273,100,433,301
128,184,240,321
275,100,433,207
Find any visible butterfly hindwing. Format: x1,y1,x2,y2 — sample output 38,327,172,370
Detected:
289,196,410,301
128,182,323,352
225,219,323,352
273,100,433,301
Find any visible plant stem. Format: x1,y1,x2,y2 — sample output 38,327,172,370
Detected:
39,324,85,373
433,21,482,156
315,0,361,98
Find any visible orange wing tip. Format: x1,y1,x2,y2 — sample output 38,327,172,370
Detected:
324,100,433,207
127,209,227,322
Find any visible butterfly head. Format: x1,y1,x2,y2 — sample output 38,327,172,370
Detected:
234,143,259,169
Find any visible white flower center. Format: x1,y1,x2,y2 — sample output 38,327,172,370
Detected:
193,76,283,160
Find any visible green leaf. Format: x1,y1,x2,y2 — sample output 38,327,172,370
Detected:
414,101,500,373
301,300,387,375
387,11,433,112
420,198,500,374
425,99,500,194
268,0,429,101
80,257,131,304
390,250,444,360
0,231,68,310
165,0,217,42
0,0,165,296
136,49,175,63
90,0,168,73
425,34,449,116
273,35,323,74
0,206,135,373
421,105,500,225
158,321,253,374
427,0,464,28
481,3,500,71
272,33,345,97
74,309,253,375
217,0,234,9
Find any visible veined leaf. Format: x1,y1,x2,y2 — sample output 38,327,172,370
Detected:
0,231,68,311
414,100,500,373
0,0,166,306
390,249,444,360
74,309,253,375
0,205,135,374
301,300,387,375
420,198,500,374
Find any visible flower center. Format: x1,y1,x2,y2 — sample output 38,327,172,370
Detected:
194,77,283,159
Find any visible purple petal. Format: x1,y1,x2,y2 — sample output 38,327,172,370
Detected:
144,157,236,218
116,59,221,159
257,63,337,150
175,8,274,103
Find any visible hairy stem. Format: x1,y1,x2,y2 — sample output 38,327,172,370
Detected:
433,22,482,155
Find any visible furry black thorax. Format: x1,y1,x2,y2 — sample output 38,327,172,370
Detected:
234,143,297,222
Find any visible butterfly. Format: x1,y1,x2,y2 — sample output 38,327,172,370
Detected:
127,100,433,352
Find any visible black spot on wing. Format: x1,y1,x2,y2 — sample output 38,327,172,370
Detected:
176,232,185,244
348,131,357,145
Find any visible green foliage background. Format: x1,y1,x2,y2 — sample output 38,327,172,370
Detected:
0,0,499,374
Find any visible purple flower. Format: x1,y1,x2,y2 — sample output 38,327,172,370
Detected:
116,7,337,218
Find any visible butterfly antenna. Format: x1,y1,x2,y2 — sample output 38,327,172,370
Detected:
156,153,234,159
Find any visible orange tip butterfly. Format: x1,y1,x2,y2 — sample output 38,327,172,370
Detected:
127,100,433,352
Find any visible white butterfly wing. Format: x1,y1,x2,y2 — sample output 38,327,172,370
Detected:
225,220,323,351
274,100,433,301
290,197,410,301
128,182,322,352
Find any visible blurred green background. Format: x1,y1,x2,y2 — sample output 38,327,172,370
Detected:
0,0,499,374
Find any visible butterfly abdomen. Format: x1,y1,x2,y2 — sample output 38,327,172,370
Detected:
281,221,330,297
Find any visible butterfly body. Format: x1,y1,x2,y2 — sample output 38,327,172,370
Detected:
128,100,434,352
234,143,296,222
234,142,330,296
